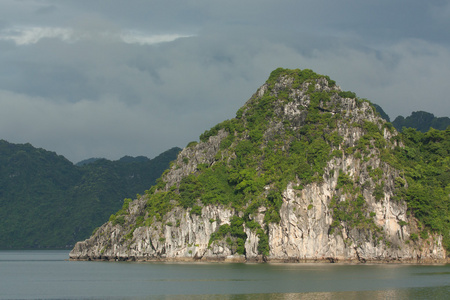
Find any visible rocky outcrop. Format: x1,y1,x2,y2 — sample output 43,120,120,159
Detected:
266,182,445,263
70,69,447,263
70,170,446,263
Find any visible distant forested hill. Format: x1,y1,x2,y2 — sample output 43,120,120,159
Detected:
372,103,390,122
392,111,450,132
0,140,180,249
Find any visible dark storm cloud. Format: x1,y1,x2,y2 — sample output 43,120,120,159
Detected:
0,0,449,162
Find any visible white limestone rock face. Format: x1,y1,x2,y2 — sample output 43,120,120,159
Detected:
70,70,447,263
70,174,446,263
263,181,445,263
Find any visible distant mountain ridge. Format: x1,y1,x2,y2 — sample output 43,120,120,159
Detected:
392,111,450,132
0,140,180,249
75,157,102,166
369,106,450,133
76,155,152,166
372,103,390,122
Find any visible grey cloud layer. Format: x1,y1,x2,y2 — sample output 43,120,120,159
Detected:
0,0,449,162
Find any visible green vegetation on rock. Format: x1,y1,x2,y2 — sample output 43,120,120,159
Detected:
70,67,450,262
392,127,450,249
122,68,416,256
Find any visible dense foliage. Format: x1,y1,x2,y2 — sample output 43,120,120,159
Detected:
393,127,450,249
0,140,180,248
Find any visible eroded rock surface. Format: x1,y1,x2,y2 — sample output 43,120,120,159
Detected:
70,69,447,263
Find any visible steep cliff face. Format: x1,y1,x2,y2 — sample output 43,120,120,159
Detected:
70,68,447,263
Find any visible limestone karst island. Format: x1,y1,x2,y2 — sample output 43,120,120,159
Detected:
70,68,449,263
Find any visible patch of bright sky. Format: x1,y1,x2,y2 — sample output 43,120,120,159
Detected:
0,26,193,45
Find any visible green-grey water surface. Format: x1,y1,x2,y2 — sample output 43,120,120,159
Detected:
0,250,449,299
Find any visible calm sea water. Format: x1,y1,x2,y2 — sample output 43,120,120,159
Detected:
0,250,449,299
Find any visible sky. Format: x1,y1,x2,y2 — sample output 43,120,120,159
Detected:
0,0,449,163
